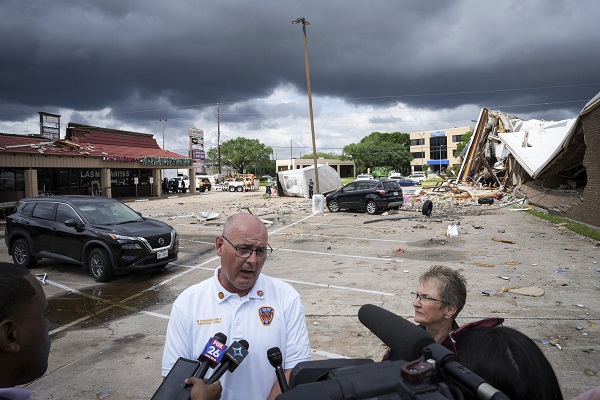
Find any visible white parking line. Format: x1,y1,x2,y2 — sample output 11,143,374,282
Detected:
282,278,394,296
271,232,406,243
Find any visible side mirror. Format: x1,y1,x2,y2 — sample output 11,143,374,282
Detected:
64,218,83,229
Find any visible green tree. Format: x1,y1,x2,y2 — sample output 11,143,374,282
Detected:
301,152,344,160
455,130,474,159
343,132,412,174
206,137,272,174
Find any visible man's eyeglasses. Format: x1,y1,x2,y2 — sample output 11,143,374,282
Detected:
221,236,273,259
411,291,447,304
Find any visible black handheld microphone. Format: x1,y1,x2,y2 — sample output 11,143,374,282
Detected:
195,332,228,379
205,339,250,384
267,347,288,392
358,303,435,361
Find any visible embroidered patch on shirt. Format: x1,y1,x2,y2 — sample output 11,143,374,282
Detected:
259,306,275,326
197,318,222,325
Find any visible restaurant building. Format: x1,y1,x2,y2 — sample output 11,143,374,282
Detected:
0,122,193,202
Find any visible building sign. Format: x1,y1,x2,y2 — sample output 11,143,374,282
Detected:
39,112,61,140
430,131,446,137
141,156,192,166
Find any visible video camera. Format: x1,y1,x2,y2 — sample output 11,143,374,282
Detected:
277,304,509,400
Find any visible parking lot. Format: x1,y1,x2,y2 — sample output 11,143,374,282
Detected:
2,190,599,399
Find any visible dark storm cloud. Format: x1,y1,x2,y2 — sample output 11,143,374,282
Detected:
1,0,600,128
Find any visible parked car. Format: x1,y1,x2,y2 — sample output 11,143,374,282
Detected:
356,174,374,180
326,179,403,215
388,173,403,180
396,178,420,187
408,173,426,182
4,196,179,282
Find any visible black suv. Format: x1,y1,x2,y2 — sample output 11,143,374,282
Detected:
4,196,178,282
326,179,403,215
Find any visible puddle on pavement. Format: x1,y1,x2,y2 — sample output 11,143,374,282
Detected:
48,276,176,334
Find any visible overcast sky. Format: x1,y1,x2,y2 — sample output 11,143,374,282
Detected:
1,0,599,158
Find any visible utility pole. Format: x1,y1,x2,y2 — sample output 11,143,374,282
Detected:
217,103,221,174
159,119,167,149
292,17,320,194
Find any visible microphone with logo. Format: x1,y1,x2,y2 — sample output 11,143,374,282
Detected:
205,340,250,384
194,332,228,379
150,332,228,400
267,347,288,393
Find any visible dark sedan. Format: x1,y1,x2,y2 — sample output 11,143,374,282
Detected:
326,179,403,215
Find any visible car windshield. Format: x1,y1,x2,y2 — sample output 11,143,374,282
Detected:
78,202,143,225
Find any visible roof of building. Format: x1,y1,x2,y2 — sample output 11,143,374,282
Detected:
0,123,187,160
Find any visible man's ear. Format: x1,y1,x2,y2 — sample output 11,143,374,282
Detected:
215,236,223,256
0,319,21,353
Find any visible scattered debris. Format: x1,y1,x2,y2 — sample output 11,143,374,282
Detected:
508,287,545,297
498,276,511,281
492,237,515,244
194,211,220,221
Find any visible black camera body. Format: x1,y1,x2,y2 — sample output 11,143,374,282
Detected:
279,355,458,400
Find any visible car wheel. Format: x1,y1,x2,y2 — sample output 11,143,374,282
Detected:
422,200,433,216
229,186,235,192
236,186,243,192
366,200,378,215
199,187,205,192
89,248,113,282
327,199,340,212
12,238,37,269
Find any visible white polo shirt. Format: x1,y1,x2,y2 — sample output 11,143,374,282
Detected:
162,268,312,400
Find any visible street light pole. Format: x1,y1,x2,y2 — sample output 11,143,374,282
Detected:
292,17,320,194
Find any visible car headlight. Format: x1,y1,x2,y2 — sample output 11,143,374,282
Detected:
107,233,138,241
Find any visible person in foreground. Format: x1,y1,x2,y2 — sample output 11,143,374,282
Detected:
185,377,222,400
454,325,564,400
0,262,50,400
162,213,312,400
384,265,467,361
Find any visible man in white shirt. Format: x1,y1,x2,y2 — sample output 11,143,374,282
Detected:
162,213,312,400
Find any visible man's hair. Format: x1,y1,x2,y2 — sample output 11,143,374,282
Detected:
456,326,563,400
420,265,467,318
0,262,36,321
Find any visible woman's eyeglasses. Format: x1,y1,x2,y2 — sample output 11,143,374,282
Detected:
411,291,447,304
221,236,273,259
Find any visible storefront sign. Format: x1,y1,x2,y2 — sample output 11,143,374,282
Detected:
141,156,192,166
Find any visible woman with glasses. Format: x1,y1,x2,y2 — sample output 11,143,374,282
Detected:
161,213,311,400
384,265,467,360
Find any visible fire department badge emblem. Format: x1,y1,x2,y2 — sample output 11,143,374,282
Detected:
259,307,275,326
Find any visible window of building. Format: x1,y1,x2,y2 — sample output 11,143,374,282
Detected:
452,135,463,143
411,152,425,159
410,138,425,146
429,137,448,160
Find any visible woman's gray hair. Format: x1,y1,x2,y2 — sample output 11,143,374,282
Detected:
420,265,467,318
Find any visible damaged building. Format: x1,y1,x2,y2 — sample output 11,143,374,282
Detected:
458,92,600,228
